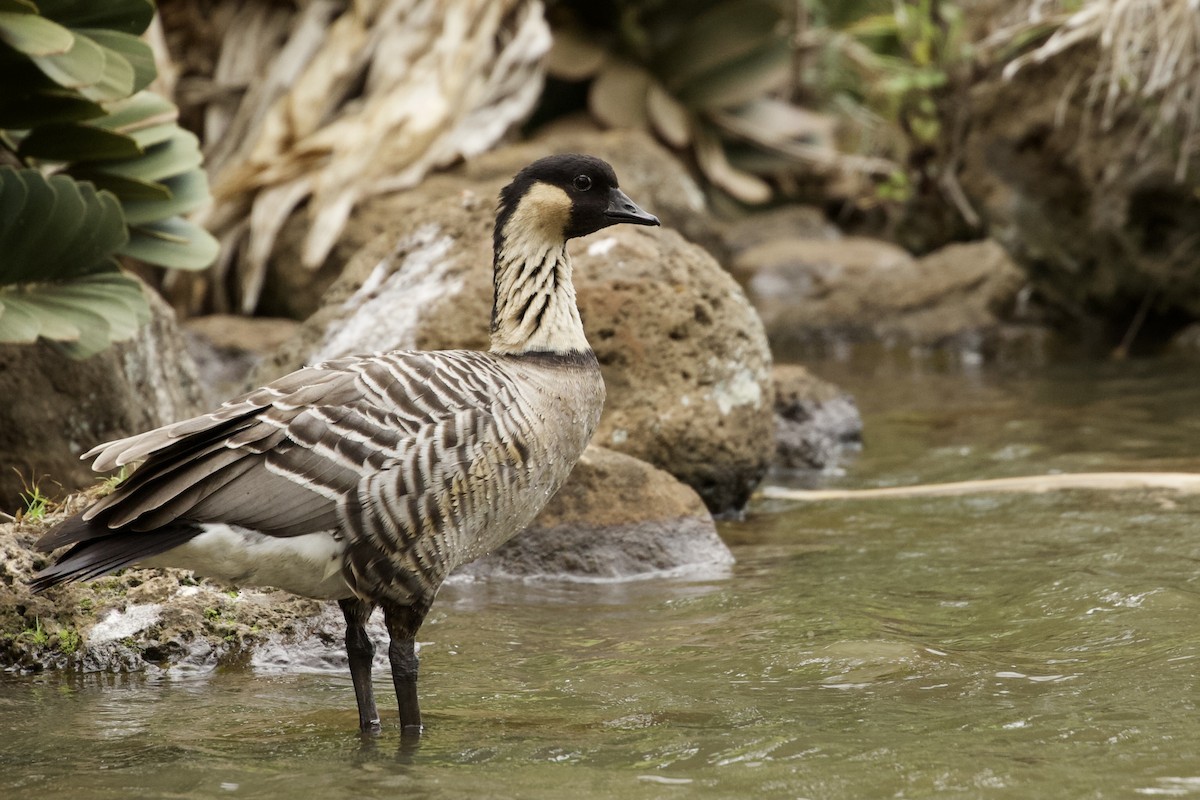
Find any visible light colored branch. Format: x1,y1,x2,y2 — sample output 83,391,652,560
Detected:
760,472,1200,501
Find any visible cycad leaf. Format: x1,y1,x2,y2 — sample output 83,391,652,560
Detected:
121,169,211,225
0,167,128,284
0,11,73,56
34,0,154,35
28,23,105,90
80,129,202,184
75,33,136,103
65,168,171,201
121,217,220,271
78,29,154,93
0,1,39,14
17,120,143,161
0,272,149,357
0,83,106,127
91,91,176,135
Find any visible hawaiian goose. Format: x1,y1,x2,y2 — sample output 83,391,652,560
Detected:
32,154,660,734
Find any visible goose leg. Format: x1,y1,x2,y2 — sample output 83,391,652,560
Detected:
339,597,380,733
383,600,431,736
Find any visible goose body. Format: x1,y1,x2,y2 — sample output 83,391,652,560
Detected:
32,154,659,734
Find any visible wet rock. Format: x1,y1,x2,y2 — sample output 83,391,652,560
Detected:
261,142,774,513
0,511,326,673
772,365,862,470
456,446,731,581
953,45,1200,348
734,237,1031,358
0,287,206,512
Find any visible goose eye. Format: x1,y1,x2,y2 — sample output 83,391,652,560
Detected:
573,174,592,192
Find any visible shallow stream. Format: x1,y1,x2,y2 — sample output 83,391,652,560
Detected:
4,356,1200,798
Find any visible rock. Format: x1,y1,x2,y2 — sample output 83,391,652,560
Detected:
734,237,1033,359
772,365,862,470
261,141,775,513
952,44,1200,348
718,204,841,259
0,508,325,673
184,314,300,402
456,446,731,581
0,288,206,512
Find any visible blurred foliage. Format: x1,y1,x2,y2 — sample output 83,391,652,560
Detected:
0,0,216,357
540,0,967,205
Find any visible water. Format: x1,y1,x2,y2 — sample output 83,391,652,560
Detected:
4,357,1200,798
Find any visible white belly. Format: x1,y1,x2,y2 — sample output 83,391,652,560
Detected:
142,523,352,600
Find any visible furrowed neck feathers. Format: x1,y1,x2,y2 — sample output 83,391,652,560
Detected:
490,182,590,357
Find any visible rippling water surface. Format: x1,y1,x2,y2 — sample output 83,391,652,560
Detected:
4,357,1200,799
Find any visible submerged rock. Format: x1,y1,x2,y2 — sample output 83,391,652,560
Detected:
772,365,862,471
0,288,206,513
457,446,732,581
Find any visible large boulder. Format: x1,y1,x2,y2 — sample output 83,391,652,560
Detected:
456,446,731,581
952,43,1200,348
733,237,1037,360
261,138,775,513
0,289,206,512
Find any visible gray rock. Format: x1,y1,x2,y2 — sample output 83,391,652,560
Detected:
0,287,206,511
953,43,1200,347
457,446,731,581
183,314,300,403
772,364,862,471
734,237,1034,358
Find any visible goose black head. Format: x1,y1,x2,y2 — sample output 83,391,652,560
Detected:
495,154,659,256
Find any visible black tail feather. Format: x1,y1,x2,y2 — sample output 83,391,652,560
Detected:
31,525,201,593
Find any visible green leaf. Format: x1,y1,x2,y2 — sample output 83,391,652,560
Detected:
83,129,202,184
0,1,39,14
66,168,171,201
0,11,74,55
0,272,150,357
0,84,106,127
0,167,128,284
74,31,136,102
16,121,143,161
78,28,155,93
28,22,104,90
121,217,220,270
121,169,211,225
34,0,154,35
90,90,176,134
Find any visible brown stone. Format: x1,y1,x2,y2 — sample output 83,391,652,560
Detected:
0,288,206,512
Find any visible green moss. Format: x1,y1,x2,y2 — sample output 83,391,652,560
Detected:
57,628,81,655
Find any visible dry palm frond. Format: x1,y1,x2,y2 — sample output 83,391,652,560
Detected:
998,0,1200,180
169,0,550,314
